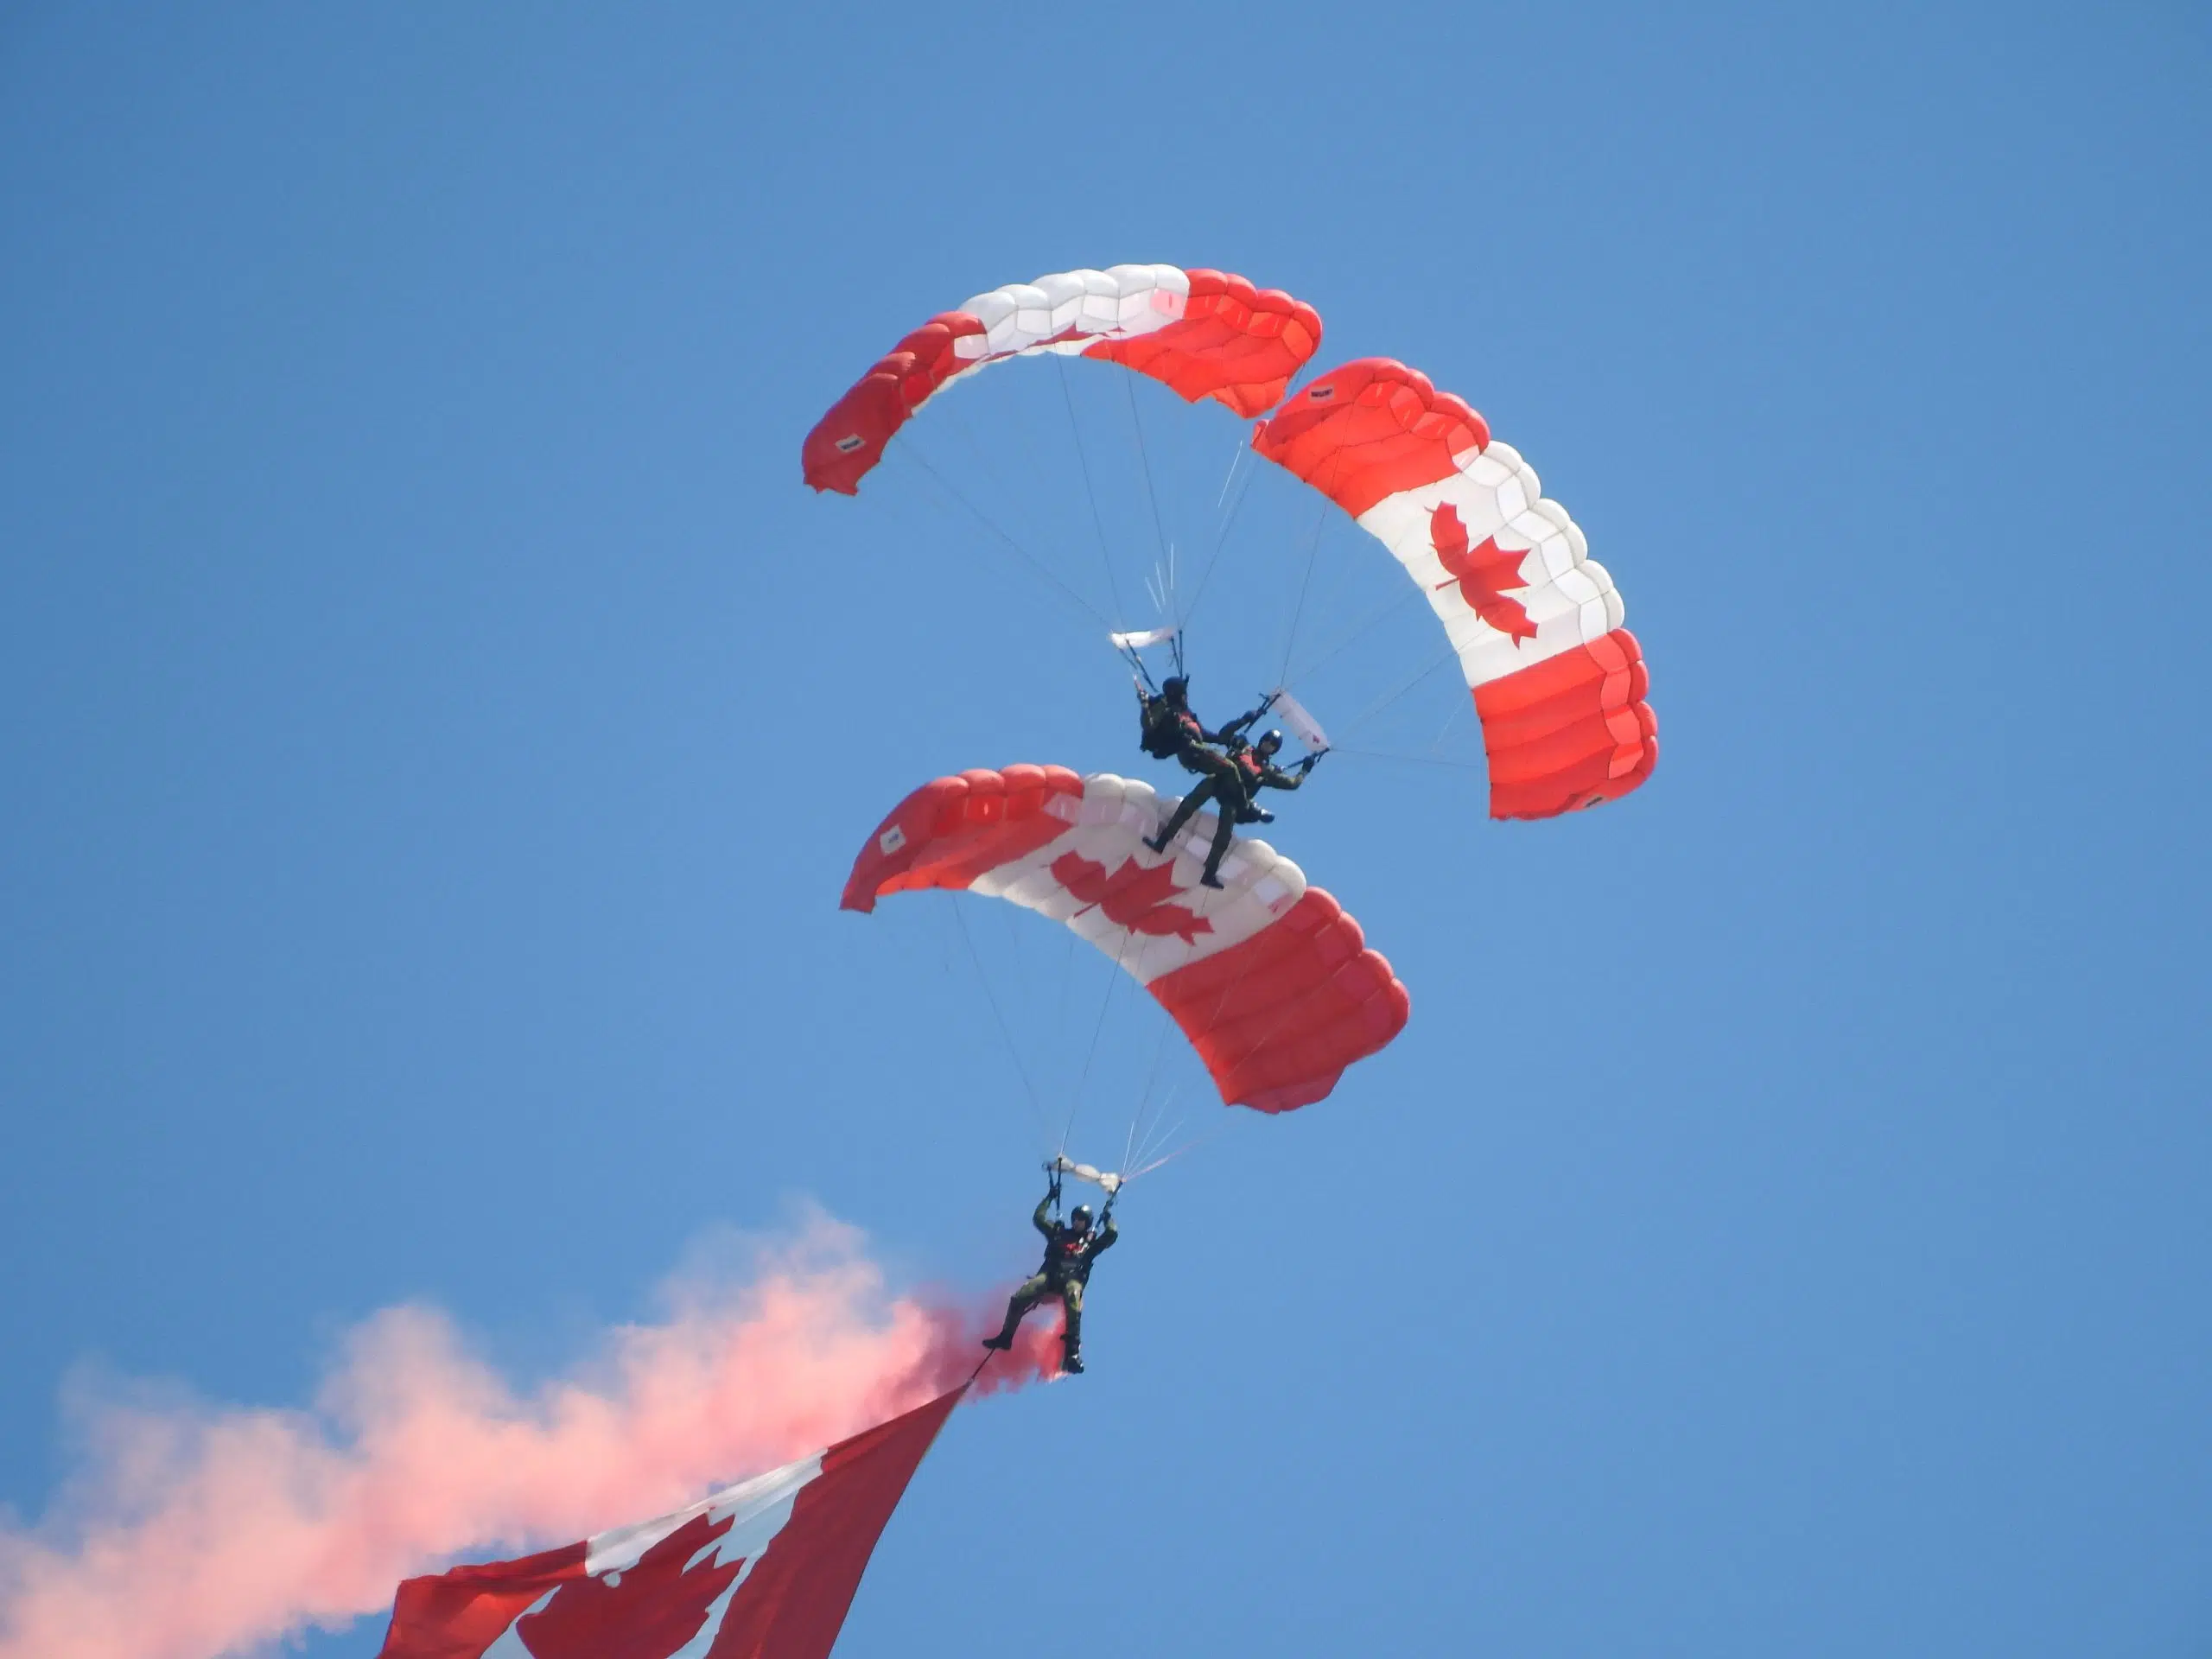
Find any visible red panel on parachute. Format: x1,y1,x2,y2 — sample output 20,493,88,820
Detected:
802,312,986,496
1475,631,1657,819
1150,889,1410,1114
1252,358,1490,519
1084,270,1321,418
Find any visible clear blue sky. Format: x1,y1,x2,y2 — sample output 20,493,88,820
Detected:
3,5,2208,1655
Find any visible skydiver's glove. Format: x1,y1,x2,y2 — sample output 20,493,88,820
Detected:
1298,753,1321,775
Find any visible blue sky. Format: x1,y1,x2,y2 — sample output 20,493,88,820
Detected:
3,4,2208,1655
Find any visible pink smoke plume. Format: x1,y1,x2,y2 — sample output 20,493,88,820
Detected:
0,1211,1060,1659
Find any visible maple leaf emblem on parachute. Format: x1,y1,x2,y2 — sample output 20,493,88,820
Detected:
1430,502,1538,642
1051,853,1215,944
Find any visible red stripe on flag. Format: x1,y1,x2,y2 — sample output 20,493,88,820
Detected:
377,1542,588,1659
700,1386,964,1659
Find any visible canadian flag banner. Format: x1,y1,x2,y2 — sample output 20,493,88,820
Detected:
374,1383,967,1659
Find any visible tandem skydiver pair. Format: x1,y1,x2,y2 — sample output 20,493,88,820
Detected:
1135,675,1322,889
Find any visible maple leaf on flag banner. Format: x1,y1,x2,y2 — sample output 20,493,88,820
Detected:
1050,852,1215,944
1429,502,1538,642
373,1383,966,1659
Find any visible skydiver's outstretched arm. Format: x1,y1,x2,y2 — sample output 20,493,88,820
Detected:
1092,1211,1119,1254
1217,705,1268,743
1033,1190,1056,1236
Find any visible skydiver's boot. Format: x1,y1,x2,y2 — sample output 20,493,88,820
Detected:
1147,779,1213,855
1198,799,1237,888
981,1297,1024,1351
1059,1300,1084,1373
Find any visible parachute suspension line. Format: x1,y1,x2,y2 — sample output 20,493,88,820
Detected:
1121,366,1173,582
1338,639,1465,739
1323,746,1490,775
1214,437,1248,512
1281,584,1427,689
1429,686,1468,753
1127,1121,1227,1183
949,897,1052,1149
1055,353,1128,629
1274,489,1335,689
1179,438,1261,633
1060,921,1138,1161
1115,1010,1181,1186
1274,443,1351,690
890,440,1110,632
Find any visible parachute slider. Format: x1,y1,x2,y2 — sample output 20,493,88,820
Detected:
1268,687,1332,755
1109,626,1179,652
1051,1154,1123,1196
1114,626,1183,690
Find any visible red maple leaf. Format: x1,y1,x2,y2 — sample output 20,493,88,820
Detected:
1051,853,1215,944
518,1512,747,1659
1430,502,1537,642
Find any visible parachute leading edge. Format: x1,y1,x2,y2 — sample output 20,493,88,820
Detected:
842,766,1408,1113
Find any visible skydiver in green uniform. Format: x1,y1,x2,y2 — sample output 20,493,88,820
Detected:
1136,676,1259,783
1144,728,1320,888
982,1166,1118,1375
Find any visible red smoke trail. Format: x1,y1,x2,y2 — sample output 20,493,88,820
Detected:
0,1213,1060,1659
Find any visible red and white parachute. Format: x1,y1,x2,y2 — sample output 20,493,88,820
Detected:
842,766,1408,1113
802,264,1321,495
803,269,1656,821
1254,359,1658,821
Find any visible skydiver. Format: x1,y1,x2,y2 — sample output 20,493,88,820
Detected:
981,1165,1117,1375
1136,676,1255,781
1144,728,1320,889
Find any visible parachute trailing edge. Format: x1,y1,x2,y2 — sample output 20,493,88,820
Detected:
1253,357,1658,821
842,766,1408,1114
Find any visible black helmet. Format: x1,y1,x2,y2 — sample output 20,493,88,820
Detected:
1160,675,1189,705
1256,729,1285,754
1068,1204,1094,1231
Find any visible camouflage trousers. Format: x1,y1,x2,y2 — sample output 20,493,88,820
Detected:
989,1274,1085,1357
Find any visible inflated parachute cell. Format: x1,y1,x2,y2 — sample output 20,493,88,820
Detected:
804,265,1322,494
1253,359,1658,821
842,766,1407,1113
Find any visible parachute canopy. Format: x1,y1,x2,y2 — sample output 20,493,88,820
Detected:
842,765,1408,1114
803,264,1321,495
1254,358,1657,821
376,1384,965,1659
